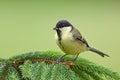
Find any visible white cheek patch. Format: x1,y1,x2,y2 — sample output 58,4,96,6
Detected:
60,26,72,32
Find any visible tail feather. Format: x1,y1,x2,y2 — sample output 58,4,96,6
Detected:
88,47,109,57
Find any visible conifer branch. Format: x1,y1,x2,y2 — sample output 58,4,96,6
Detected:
0,50,120,80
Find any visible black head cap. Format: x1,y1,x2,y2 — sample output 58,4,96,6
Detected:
53,20,73,30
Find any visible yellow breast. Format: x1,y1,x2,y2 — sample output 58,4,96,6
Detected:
55,30,87,55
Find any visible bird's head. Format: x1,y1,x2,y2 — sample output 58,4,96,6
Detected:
53,20,73,32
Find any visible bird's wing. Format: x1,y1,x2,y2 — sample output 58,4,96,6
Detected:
73,34,89,47
72,28,89,47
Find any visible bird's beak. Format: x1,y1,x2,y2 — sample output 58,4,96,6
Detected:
53,27,58,30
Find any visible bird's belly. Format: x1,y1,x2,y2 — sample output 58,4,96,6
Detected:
59,39,87,55
55,32,87,55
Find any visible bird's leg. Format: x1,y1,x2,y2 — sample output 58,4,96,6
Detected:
72,54,79,62
56,54,67,63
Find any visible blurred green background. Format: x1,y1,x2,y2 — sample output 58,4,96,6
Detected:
0,1,120,72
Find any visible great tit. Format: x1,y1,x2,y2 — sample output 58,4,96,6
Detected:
53,20,109,62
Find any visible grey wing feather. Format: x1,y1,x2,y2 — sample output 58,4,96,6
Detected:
72,28,89,47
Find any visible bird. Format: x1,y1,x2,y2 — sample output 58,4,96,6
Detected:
53,20,109,62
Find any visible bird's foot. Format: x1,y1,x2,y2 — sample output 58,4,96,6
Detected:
72,58,77,62
72,54,79,62
55,54,67,63
56,57,63,63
